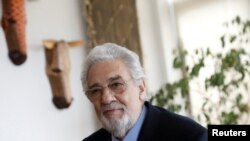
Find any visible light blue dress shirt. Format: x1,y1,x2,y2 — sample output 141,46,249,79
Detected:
112,105,147,141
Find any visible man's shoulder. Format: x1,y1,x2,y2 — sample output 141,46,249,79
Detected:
82,128,111,141
143,102,207,140
145,101,207,131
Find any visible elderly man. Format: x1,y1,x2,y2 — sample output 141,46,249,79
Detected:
81,43,207,141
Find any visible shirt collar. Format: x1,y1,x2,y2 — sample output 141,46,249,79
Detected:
112,105,147,141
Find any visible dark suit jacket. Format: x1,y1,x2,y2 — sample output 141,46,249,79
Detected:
83,102,208,141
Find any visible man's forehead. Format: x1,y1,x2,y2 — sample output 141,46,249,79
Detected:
87,60,130,80
87,75,126,88
95,74,126,83
107,75,124,81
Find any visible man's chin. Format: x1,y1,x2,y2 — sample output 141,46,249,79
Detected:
100,112,135,139
100,113,125,129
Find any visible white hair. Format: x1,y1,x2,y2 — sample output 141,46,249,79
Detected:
81,43,145,91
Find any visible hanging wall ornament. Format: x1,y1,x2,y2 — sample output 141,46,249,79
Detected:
84,0,143,64
1,0,27,65
43,39,83,109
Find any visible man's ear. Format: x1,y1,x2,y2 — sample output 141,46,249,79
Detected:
139,80,146,94
139,80,146,100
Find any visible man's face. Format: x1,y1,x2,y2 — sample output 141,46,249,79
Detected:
86,59,145,138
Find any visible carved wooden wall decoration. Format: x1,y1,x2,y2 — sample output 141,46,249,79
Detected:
83,0,143,62
43,39,83,109
2,0,27,65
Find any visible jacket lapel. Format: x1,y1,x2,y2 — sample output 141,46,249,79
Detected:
137,102,161,141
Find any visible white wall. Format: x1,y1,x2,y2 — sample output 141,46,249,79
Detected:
0,0,98,141
136,0,169,94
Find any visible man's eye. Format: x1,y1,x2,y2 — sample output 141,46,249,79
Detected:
89,89,101,95
109,82,123,89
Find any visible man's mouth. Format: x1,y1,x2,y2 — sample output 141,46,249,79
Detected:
103,108,123,117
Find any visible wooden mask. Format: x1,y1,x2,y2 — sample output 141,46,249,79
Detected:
1,0,27,65
43,39,83,109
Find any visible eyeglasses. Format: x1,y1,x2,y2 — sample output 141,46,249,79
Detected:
85,78,131,101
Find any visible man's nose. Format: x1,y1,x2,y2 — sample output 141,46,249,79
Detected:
101,87,116,104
